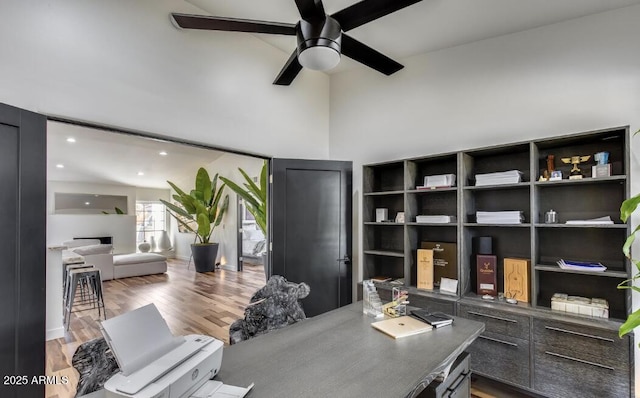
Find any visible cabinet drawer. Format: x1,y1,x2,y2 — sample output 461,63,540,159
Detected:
458,304,530,339
467,333,530,388
409,294,456,316
533,319,629,366
418,352,469,398
533,344,630,398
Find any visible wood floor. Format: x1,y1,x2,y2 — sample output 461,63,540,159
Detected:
45,258,266,398
45,258,523,398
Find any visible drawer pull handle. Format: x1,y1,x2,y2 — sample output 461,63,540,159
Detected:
467,311,517,323
544,351,615,371
479,335,518,347
544,326,615,343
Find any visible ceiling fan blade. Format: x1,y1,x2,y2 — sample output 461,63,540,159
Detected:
331,0,423,32
341,34,403,76
171,13,296,35
273,50,303,85
294,0,326,21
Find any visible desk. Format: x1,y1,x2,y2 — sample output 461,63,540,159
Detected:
216,303,484,398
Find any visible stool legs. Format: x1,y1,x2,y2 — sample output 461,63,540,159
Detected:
64,268,106,331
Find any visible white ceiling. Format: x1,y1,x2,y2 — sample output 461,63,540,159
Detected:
47,121,227,189
187,0,640,73
46,1,640,188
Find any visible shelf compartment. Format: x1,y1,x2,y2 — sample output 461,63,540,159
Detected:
536,180,625,224
362,193,403,223
534,128,627,181
537,228,627,273
462,226,531,296
536,272,628,320
462,143,531,187
363,224,404,254
363,161,404,193
464,187,530,223
406,153,458,190
535,264,628,278
363,254,404,281
407,189,457,223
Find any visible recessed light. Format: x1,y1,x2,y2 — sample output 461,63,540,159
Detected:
137,171,145,176
84,202,90,205
66,137,76,143
56,164,64,168
159,151,168,156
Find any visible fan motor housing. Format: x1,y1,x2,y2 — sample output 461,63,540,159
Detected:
296,16,341,59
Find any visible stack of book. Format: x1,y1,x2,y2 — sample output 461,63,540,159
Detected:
475,170,523,186
417,174,456,189
410,309,453,328
415,215,456,223
476,211,524,224
565,216,613,225
557,259,607,272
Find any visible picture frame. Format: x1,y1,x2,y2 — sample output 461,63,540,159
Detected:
550,170,562,181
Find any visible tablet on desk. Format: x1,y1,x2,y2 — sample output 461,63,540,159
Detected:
371,316,433,339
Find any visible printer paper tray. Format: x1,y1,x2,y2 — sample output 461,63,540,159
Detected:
190,380,254,398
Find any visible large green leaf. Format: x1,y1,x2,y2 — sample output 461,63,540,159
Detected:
220,171,266,235
160,199,195,221
196,212,211,243
620,308,640,337
622,228,639,258
621,194,640,223
196,168,212,205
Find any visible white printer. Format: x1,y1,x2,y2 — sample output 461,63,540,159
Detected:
100,304,253,398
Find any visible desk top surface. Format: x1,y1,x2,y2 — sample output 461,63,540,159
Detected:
216,303,484,398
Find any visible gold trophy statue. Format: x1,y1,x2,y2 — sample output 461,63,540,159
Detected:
561,155,591,179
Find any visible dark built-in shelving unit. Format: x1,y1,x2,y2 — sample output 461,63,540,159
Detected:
362,126,633,398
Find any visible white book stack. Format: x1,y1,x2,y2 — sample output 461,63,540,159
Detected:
416,215,456,224
565,216,614,225
476,211,524,224
417,174,456,189
475,170,523,186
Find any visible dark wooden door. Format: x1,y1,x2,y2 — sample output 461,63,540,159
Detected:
270,159,352,317
0,103,46,398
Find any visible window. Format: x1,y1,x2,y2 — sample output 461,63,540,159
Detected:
136,201,166,245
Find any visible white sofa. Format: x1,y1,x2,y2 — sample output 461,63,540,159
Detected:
62,240,167,281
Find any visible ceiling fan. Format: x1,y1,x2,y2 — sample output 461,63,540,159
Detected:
171,0,423,85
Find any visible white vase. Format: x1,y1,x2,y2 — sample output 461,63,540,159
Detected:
149,236,156,252
158,231,172,251
138,241,151,253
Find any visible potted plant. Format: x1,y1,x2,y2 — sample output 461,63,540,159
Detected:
160,167,229,273
220,161,267,275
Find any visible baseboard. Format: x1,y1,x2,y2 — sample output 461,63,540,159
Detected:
46,327,64,341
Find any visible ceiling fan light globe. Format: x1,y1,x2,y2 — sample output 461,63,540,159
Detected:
298,46,340,71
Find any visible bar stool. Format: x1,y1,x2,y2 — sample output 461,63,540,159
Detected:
63,263,93,304
64,267,106,331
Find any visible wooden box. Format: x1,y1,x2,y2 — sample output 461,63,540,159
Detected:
420,242,457,287
417,249,434,290
504,257,530,303
476,254,497,296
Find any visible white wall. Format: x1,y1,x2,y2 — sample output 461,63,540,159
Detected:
47,181,138,253
0,0,330,160
329,5,640,394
